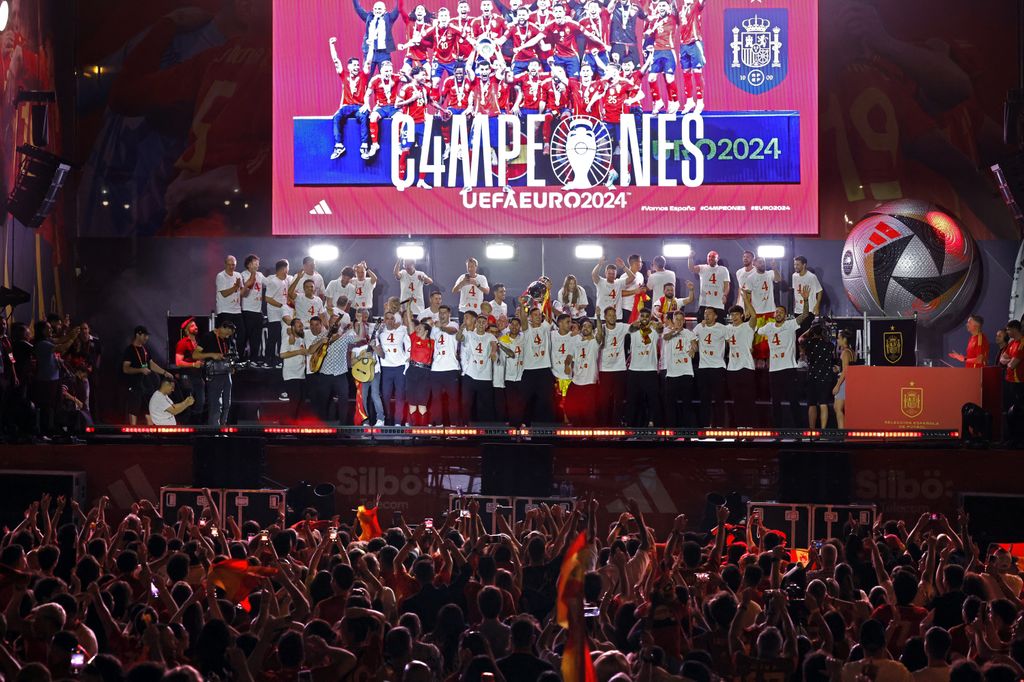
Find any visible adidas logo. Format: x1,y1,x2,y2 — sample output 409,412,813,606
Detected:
605,466,679,515
309,199,333,215
863,220,902,255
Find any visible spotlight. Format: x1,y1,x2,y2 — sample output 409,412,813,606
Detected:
757,244,786,259
485,242,515,260
574,243,603,260
396,243,425,260
663,242,691,258
308,244,339,262
0,2,8,32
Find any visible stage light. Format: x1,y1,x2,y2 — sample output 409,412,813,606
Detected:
485,242,515,260
308,244,339,262
662,242,691,258
757,244,785,259
396,243,425,260
0,2,9,32
575,243,603,260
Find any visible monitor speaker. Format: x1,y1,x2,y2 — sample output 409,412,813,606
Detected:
778,451,851,504
192,436,265,488
481,443,553,497
961,493,1024,546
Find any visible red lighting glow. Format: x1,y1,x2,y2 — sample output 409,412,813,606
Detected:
408,427,483,436
263,427,336,435
846,430,924,438
926,210,965,253
555,429,631,437
220,427,239,433
698,430,777,438
120,426,195,434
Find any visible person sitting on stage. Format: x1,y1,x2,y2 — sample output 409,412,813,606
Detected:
949,314,989,368
147,376,194,427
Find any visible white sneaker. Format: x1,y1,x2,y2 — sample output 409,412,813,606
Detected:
666,100,680,115
694,99,704,113
330,144,345,159
652,100,665,114
681,98,696,114
460,185,473,195
502,185,514,194
416,179,433,190
374,419,385,426
369,143,380,158
278,392,289,401
442,146,451,161
605,169,619,189
359,144,370,159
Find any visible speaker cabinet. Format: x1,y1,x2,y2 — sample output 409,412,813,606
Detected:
778,451,851,504
481,443,553,497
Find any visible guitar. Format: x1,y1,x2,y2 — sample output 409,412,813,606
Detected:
309,319,342,374
350,318,384,383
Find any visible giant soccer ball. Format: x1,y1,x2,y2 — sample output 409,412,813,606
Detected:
841,200,980,327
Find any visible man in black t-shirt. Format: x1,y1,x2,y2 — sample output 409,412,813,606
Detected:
497,617,554,681
121,326,173,425
195,321,237,426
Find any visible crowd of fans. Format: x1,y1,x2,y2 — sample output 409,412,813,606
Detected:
2,489,1023,682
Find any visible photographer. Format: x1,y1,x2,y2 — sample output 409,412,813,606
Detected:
195,320,237,426
148,375,195,426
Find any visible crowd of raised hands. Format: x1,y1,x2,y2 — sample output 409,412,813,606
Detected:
1,489,1023,682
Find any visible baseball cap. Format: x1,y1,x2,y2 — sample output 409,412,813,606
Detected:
133,326,149,336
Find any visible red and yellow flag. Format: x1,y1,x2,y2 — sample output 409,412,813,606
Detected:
356,505,383,541
628,289,651,324
208,559,278,611
557,532,597,682
353,383,369,425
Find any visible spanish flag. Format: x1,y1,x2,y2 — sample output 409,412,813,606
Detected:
557,532,597,682
356,505,383,541
208,559,278,611
627,288,650,324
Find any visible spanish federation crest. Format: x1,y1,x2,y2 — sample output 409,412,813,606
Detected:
900,382,924,419
883,328,903,364
725,9,788,94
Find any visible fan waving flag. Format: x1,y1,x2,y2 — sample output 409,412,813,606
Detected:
208,559,278,611
557,531,597,682
356,505,383,541
628,288,650,324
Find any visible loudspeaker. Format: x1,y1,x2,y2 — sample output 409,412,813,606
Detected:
991,153,1024,225
961,493,1024,546
481,443,553,497
0,470,85,529
778,451,851,504
6,145,71,228
192,436,265,488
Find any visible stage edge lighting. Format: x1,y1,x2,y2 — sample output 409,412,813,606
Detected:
663,242,691,258
485,242,515,260
396,243,425,260
574,243,603,260
308,244,339,262
757,244,786,259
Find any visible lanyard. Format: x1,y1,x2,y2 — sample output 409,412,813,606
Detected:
133,344,148,367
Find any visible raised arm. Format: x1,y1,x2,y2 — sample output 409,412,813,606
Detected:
591,257,606,285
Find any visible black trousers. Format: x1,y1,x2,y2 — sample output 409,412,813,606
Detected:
429,370,461,425
626,371,661,426
769,368,803,427
266,319,283,365
206,374,232,426
241,311,263,361
696,366,727,427
598,371,626,426
728,368,757,427
381,366,407,424
461,377,494,424
565,383,600,426
663,374,696,427
519,368,554,425
179,372,206,424
285,378,305,422
503,380,522,425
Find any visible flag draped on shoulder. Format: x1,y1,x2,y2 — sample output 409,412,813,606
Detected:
557,531,597,682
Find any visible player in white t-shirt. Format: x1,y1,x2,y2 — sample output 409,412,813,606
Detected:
693,307,730,426
279,318,310,423
517,292,554,425
498,316,525,423
418,290,444,325
394,259,434,315
725,304,757,426
550,314,579,423
214,255,244,321
661,310,697,427
733,250,755,305
652,281,695,323
264,259,293,367
325,267,357,312
689,250,731,319
239,254,266,365
597,305,629,425
592,260,625,320
452,257,491,314
565,319,601,426
748,285,814,427
744,257,783,366
289,256,327,302
458,315,497,422
646,255,676,304
489,284,510,327
616,255,645,321
625,308,661,426
294,279,327,325
430,305,462,424
376,313,412,424
350,261,378,311
792,255,823,314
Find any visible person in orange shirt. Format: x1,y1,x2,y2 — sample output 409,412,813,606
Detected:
948,314,988,368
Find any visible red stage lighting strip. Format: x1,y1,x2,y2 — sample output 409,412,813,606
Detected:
803,430,822,437
698,430,778,438
846,430,924,438
220,427,240,433
506,428,531,436
120,426,195,434
263,427,337,435
408,427,484,436
555,428,632,437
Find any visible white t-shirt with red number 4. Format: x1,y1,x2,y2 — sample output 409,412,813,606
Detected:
595,279,624,318
457,274,489,313
745,270,777,316
758,319,800,371
550,330,578,380
295,294,326,325
572,338,600,385
398,270,428,314
523,321,552,370
696,265,730,310
663,328,696,378
599,323,629,372
693,322,729,369
350,276,375,311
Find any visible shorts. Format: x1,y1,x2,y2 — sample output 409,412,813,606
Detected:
405,365,431,404
678,41,705,70
835,380,846,401
552,54,581,79
374,105,398,119
650,49,677,74
401,122,425,149
434,60,464,80
582,51,608,74
512,59,535,76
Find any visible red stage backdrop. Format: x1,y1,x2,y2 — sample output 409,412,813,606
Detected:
845,366,984,431
272,0,819,235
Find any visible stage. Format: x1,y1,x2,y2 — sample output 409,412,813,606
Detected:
2,430,1015,532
